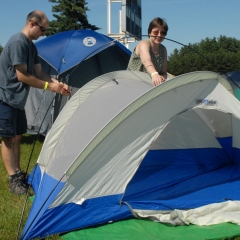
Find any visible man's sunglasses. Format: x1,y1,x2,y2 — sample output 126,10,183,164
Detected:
151,30,166,36
29,20,47,32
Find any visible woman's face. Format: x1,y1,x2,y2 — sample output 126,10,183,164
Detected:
149,25,166,44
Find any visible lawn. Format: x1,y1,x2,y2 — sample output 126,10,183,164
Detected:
0,134,240,240
0,134,61,240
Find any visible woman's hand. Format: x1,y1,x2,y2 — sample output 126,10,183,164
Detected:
151,73,166,86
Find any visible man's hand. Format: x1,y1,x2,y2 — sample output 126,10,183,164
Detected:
48,78,71,96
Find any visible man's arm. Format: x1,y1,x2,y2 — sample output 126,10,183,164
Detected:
15,64,70,95
33,63,52,82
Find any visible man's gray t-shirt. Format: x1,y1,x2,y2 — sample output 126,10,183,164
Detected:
0,32,39,109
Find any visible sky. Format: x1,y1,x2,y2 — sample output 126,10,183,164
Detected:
0,0,239,56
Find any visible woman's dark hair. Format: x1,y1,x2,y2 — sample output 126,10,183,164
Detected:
148,17,168,36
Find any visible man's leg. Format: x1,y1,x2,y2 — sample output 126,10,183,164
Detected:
1,136,28,194
1,136,17,176
0,101,18,176
0,103,28,195
14,134,23,172
14,134,28,182
15,109,28,182
1,135,25,180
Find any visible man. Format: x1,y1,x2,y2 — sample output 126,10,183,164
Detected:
0,10,71,195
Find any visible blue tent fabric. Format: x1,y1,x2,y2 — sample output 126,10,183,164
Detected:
222,71,240,100
22,173,65,239
224,71,240,87
123,140,240,209
35,29,131,74
24,167,133,239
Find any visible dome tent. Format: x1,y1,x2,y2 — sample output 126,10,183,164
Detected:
22,70,240,239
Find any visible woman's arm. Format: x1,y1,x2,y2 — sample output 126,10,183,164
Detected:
136,41,166,86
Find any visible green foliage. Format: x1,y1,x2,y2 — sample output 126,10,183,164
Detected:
168,36,240,76
46,0,100,36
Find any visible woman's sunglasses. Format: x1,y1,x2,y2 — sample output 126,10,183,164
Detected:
151,30,166,36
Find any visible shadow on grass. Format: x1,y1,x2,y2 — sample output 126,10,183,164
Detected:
21,134,45,145
0,134,45,145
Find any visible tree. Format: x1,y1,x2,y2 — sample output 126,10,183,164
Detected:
168,36,240,76
46,0,100,36
0,44,3,55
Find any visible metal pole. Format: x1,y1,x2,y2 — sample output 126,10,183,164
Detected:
107,0,111,34
119,10,122,33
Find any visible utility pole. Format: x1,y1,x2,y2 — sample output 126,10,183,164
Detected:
107,0,141,49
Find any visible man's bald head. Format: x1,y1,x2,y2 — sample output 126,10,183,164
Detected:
26,10,49,25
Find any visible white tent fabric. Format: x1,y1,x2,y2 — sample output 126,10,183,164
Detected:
134,201,240,226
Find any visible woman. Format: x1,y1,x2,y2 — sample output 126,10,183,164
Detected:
127,17,168,86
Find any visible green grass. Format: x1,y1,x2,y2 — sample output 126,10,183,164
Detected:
0,134,240,240
0,134,61,240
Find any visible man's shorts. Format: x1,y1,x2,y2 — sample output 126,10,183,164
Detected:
0,101,27,137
